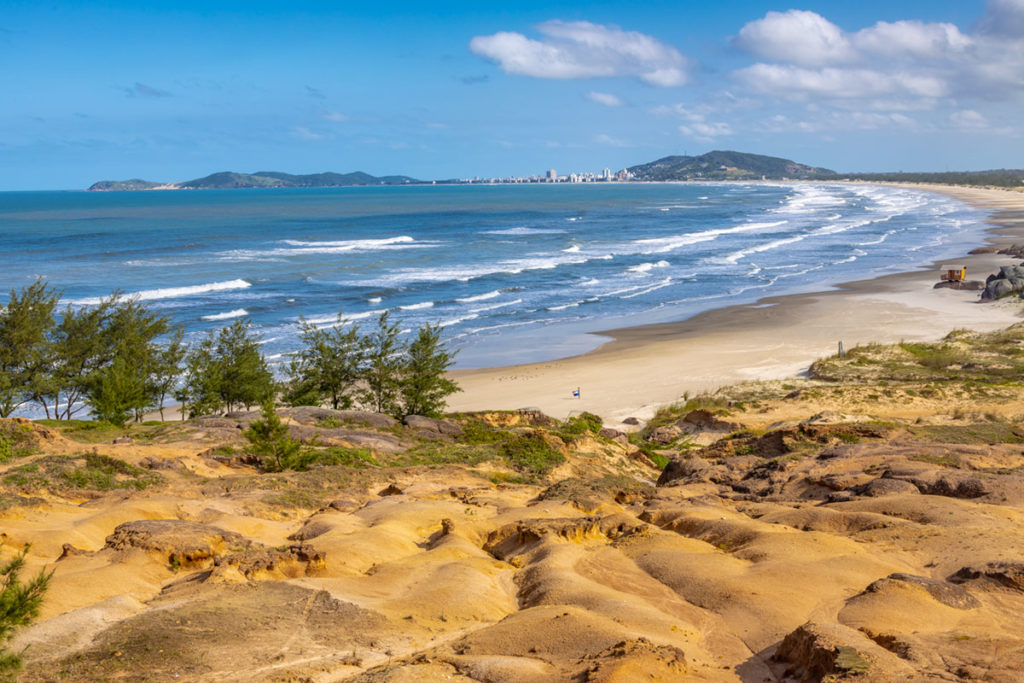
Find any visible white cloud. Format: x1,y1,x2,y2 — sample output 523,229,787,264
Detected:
586,91,624,107
679,121,733,142
758,111,920,134
735,64,948,100
322,111,348,122
470,20,690,86
732,4,1024,108
852,20,971,60
292,126,326,141
735,10,854,66
951,109,988,129
594,133,631,146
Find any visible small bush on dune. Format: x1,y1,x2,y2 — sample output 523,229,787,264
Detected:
243,401,302,472
502,433,565,474
558,412,603,439
0,423,37,463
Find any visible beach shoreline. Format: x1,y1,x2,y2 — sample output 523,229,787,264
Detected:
448,183,1024,424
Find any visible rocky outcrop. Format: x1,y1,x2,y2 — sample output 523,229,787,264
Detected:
280,407,398,429
981,263,1024,300
998,243,1024,259
104,520,248,568
774,621,913,682
577,638,687,680
482,514,646,560
286,424,405,452
103,519,325,578
646,409,743,446
864,573,980,609
950,561,1024,592
402,415,464,438
934,279,984,290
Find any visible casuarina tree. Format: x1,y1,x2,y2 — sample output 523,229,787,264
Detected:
360,312,405,417
401,323,460,417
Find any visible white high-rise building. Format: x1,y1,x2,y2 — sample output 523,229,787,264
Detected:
547,168,557,182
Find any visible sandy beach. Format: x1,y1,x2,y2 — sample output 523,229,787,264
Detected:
448,184,1024,424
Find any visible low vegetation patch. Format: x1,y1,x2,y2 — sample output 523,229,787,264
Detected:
555,412,603,440
33,419,159,445
2,454,162,493
810,323,1024,383
908,422,1024,445
0,421,39,462
501,433,566,474
537,474,652,510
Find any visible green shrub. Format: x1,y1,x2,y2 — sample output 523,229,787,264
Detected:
456,419,511,445
0,423,37,462
559,412,603,438
501,433,565,474
243,401,302,472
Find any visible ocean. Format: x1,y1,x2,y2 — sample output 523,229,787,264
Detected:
0,182,987,369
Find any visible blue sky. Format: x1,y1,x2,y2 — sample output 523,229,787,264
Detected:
1,0,1022,190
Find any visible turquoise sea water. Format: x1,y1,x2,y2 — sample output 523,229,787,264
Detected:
0,182,988,369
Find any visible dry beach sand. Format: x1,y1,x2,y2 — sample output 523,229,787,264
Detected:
450,185,1024,425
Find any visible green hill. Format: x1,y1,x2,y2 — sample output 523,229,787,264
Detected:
87,170,421,191
87,179,163,191
628,150,837,181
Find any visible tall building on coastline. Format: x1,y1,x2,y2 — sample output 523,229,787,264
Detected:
547,169,557,182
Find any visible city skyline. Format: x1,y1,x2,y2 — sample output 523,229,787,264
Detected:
2,1,1023,190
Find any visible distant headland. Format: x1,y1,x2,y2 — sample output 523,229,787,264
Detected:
87,150,1024,190
87,170,421,191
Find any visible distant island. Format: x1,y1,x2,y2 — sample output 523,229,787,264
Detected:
88,170,421,191
88,150,1024,190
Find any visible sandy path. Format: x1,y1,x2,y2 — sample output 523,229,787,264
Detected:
448,185,1024,424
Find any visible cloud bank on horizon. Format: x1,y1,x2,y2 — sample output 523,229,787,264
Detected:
1,1,1023,190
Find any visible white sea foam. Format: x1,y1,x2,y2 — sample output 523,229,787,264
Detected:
619,277,674,299
281,235,415,248
632,220,787,254
562,244,581,253
69,279,251,305
201,308,248,321
218,236,431,260
359,253,593,286
627,260,670,274
716,217,875,265
305,308,388,326
438,313,480,327
456,290,501,303
484,227,565,235
367,296,383,304
547,301,580,311
400,301,434,310
855,229,901,246
470,298,522,313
